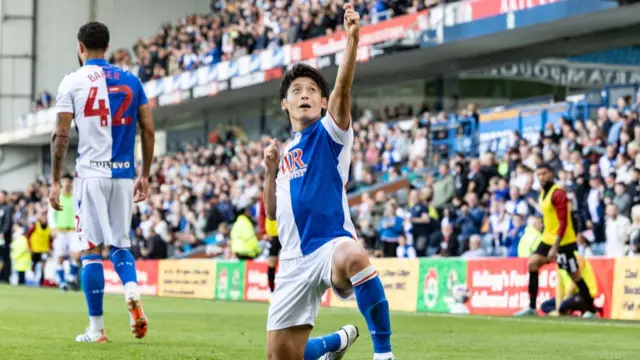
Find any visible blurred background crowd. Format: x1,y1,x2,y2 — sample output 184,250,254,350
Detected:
5,94,640,266
3,0,640,282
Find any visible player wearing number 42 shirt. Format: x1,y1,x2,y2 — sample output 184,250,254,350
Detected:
49,22,155,343
515,164,597,318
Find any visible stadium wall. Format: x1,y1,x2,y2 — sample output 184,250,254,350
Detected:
35,0,209,98
0,0,34,132
0,146,42,192
98,256,640,321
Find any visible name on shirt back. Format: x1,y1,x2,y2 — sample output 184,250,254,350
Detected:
88,69,120,82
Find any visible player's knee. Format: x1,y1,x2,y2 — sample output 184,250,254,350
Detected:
82,245,102,257
340,243,371,278
267,256,278,267
527,257,542,272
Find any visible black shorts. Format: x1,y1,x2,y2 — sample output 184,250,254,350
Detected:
268,237,281,257
535,242,579,272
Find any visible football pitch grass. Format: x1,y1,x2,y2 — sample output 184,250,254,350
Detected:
0,286,638,360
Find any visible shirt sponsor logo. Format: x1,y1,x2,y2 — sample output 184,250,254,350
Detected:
280,149,307,180
90,160,131,169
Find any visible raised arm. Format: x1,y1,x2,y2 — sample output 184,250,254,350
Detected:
327,3,360,130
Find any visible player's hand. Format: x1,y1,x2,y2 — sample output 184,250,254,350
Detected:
547,244,559,263
343,3,360,38
133,176,150,203
264,139,280,176
49,182,62,211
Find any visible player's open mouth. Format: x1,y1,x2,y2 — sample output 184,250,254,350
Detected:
299,104,312,109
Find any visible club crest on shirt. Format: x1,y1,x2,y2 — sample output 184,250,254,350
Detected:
280,149,307,180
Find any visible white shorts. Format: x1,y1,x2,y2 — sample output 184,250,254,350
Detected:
52,231,82,259
73,177,133,250
267,237,354,331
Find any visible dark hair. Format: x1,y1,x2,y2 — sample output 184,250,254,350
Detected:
537,164,553,172
279,64,329,101
62,172,73,180
77,22,110,51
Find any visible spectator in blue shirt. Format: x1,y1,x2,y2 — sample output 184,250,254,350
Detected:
504,214,526,257
377,202,404,257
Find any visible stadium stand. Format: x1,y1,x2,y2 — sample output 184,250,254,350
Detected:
5,0,640,283
7,83,640,267
109,0,437,82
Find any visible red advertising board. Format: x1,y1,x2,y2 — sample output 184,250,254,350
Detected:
103,260,159,296
589,258,614,319
470,0,565,21
289,10,428,62
467,257,615,318
466,258,556,316
244,260,271,302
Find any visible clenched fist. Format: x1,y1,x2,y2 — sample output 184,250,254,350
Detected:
264,139,280,176
343,3,360,38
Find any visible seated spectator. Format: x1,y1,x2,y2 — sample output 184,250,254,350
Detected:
517,215,543,258
504,214,525,258
613,181,632,218
230,207,261,260
576,233,594,258
432,163,454,209
605,203,631,257
377,202,404,257
140,228,169,260
34,90,54,110
10,224,30,286
396,234,416,259
461,234,485,258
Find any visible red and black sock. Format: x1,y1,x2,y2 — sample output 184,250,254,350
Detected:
268,266,276,293
528,271,539,309
576,279,596,312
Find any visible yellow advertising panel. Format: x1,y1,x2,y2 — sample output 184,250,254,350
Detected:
158,260,217,300
330,258,419,312
611,257,640,320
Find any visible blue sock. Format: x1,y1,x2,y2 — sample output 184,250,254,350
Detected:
109,247,137,285
304,333,342,360
81,255,105,316
70,260,79,278
352,265,392,354
56,265,66,285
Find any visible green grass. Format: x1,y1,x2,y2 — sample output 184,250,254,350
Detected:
0,285,638,360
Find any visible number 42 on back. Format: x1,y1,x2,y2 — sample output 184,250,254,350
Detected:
84,86,133,127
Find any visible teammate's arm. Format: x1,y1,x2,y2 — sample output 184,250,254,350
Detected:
134,103,155,203
327,3,360,130
138,104,155,178
49,113,73,210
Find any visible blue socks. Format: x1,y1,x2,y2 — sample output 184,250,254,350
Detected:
56,265,66,286
81,254,105,317
304,333,342,360
352,265,392,354
109,247,138,285
70,260,79,279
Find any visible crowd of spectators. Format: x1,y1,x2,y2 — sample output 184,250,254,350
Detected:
7,2,640,270
108,0,446,82
352,93,640,260
6,92,640,265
